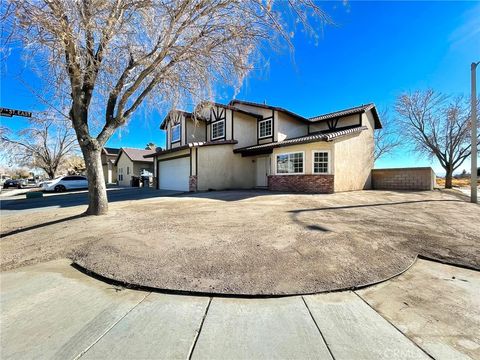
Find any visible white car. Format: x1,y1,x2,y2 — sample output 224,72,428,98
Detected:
42,175,88,192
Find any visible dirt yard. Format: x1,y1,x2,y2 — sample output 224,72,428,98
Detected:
1,190,479,295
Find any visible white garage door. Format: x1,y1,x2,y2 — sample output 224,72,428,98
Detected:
159,157,190,191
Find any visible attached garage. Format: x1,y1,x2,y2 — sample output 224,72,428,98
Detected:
158,156,190,191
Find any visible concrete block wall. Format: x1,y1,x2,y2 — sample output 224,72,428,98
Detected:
372,167,436,191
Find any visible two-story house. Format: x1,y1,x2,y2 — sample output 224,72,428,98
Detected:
145,100,382,193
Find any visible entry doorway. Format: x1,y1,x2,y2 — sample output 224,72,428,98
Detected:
256,156,270,187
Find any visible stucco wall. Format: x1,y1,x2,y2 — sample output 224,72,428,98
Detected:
116,152,153,187
186,118,206,143
116,152,133,186
197,145,255,190
333,113,374,191
276,111,308,142
233,111,257,148
372,167,436,190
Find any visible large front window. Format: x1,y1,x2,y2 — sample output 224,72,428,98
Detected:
211,120,225,140
276,152,304,174
171,124,181,143
259,119,272,138
313,151,330,174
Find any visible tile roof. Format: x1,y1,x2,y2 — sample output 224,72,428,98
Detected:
117,147,155,164
309,103,382,129
233,126,368,155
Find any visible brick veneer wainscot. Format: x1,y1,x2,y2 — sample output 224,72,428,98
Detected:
268,175,334,193
189,175,198,192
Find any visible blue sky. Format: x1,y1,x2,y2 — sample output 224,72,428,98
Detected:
1,1,479,174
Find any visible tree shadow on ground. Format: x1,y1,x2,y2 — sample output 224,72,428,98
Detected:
0,214,86,238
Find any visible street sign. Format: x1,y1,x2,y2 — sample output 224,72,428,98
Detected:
0,107,33,118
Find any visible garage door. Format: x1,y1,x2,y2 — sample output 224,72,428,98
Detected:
159,156,190,191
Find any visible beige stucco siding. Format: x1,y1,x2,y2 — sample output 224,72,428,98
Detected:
333,113,374,191
276,111,308,142
270,142,334,176
116,152,153,187
233,112,257,148
116,152,133,186
186,118,206,143
196,145,255,190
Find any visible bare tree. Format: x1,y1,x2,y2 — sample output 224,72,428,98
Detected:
1,115,78,179
4,0,329,215
395,89,479,188
374,108,401,161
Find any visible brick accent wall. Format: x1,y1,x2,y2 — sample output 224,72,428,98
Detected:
189,175,198,192
372,167,436,191
268,175,334,193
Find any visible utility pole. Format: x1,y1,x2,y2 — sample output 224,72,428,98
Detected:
471,62,479,203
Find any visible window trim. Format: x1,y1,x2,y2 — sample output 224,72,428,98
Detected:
211,119,225,140
258,118,273,139
275,151,305,175
171,124,181,143
312,150,332,175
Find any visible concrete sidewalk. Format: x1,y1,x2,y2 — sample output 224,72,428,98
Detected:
1,259,478,359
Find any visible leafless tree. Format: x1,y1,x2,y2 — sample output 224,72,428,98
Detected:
374,108,401,161
3,0,330,215
395,89,479,188
0,114,78,179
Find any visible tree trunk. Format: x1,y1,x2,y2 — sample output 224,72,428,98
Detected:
82,146,108,215
445,169,453,189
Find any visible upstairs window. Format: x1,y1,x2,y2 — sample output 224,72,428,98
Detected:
276,152,304,174
313,151,330,174
171,124,181,143
259,118,272,138
211,120,225,140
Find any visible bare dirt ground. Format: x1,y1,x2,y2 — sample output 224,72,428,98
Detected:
1,190,479,295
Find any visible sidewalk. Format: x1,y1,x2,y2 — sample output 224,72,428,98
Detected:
1,259,478,359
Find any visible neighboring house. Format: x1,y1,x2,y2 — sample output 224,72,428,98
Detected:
101,147,120,184
146,100,381,193
115,148,155,187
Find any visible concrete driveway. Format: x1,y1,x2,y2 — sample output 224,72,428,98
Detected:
1,258,478,359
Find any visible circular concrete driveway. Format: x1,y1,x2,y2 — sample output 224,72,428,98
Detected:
68,190,479,295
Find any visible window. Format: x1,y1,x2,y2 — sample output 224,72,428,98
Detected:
171,124,181,143
276,152,304,174
259,118,272,138
313,151,330,174
62,176,74,181
118,174,123,181
211,120,225,140
127,166,130,175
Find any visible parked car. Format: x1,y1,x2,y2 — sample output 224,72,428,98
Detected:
3,179,27,189
42,175,88,192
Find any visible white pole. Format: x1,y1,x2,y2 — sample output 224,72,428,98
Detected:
471,62,478,203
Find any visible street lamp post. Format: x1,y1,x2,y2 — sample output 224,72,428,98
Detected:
472,61,479,204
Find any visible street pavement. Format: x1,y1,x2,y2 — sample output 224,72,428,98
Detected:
1,259,478,360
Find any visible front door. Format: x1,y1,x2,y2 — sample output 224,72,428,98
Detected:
256,157,269,187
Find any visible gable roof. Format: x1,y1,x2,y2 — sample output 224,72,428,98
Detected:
310,103,382,129
115,147,155,165
103,147,120,156
159,110,192,130
229,99,310,123
233,126,367,155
